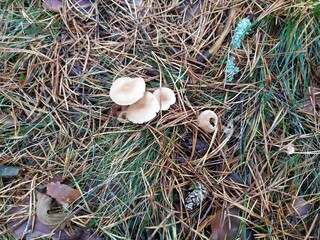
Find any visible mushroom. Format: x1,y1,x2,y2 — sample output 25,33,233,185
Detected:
153,87,176,110
110,77,146,105
126,92,160,124
198,110,218,133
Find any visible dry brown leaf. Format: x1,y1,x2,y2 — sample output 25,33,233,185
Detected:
43,0,62,12
36,192,67,230
46,182,81,208
8,197,70,239
290,196,312,220
211,207,241,240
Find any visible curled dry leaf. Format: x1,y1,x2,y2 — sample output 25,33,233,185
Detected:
211,207,241,240
196,8,236,63
46,182,81,208
36,192,67,230
8,197,70,239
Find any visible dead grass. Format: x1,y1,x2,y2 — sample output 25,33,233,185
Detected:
0,0,319,239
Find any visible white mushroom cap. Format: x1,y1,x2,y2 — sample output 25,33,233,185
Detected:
198,110,218,133
110,77,146,105
153,87,176,110
126,92,160,124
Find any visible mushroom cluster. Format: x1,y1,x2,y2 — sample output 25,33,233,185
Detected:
110,77,176,124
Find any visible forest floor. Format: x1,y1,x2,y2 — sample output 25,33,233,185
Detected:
0,0,319,239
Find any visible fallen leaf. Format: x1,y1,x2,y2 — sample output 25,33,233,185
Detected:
8,198,70,239
36,192,68,230
43,0,62,12
211,207,241,240
290,196,312,220
0,165,20,177
46,182,81,208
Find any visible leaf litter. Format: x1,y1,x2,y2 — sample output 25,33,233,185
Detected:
1,0,320,239
210,206,241,240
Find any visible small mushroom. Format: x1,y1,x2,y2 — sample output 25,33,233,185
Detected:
126,92,160,124
153,87,176,110
110,77,146,106
198,110,218,133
